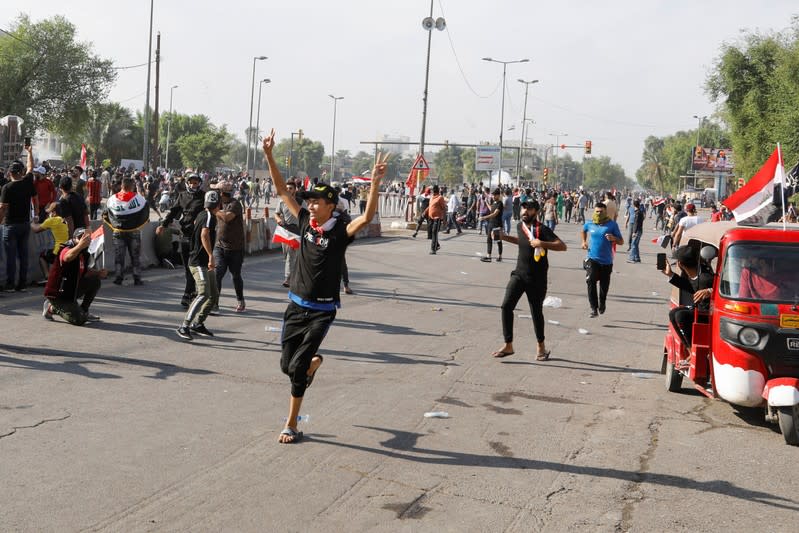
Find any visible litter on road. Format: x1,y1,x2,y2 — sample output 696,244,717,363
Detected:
424,411,450,418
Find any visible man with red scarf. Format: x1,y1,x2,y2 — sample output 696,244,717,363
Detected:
491,200,566,361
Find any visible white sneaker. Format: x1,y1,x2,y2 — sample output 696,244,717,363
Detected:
42,300,54,321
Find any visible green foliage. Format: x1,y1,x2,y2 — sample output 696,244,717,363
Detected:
175,126,232,171
0,15,116,135
706,21,799,179
350,151,374,177
583,156,632,191
433,146,464,185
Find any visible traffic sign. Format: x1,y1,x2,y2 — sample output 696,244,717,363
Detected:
412,154,430,171
475,146,500,171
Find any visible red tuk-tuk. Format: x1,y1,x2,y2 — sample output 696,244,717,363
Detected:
662,221,799,445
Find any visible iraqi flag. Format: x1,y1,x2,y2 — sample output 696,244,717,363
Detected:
723,147,785,226
104,191,150,231
272,224,300,249
352,175,372,184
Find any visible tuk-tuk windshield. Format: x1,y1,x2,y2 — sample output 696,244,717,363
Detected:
720,243,799,303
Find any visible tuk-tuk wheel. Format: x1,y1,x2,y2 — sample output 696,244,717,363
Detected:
663,352,682,392
777,406,799,446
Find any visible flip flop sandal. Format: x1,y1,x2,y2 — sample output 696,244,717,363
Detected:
279,427,303,444
536,350,551,361
306,355,324,388
492,350,514,358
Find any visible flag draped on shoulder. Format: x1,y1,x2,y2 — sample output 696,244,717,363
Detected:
104,191,150,231
722,147,785,226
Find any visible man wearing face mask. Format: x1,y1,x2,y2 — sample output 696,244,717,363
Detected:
581,202,623,317
491,200,567,361
157,172,206,307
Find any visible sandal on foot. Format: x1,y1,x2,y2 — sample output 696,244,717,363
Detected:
536,350,551,361
492,350,514,358
279,427,303,444
306,355,324,388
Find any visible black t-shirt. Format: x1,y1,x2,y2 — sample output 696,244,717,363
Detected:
216,199,244,251
0,173,36,224
189,209,217,267
59,191,88,229
487,200,503,229
291,208,352,305
513,220,558,279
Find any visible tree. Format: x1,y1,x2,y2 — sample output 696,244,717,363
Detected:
638,136,668,194
351,151,374,177
0,15,116,135
175,126,233,171
583,156,632,191
433,146,464,185
706,21,799,179
461,148,477,182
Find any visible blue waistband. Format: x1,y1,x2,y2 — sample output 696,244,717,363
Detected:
288,291,340,311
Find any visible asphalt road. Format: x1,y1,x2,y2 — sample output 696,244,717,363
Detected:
1,216,798,533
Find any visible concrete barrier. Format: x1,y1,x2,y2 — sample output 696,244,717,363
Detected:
0,214,382,285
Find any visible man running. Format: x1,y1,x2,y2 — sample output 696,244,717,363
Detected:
263,128,389,444
492,200,566,360
582,202,623,317
479,188,504,262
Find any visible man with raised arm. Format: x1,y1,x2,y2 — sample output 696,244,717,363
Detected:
263,129,389,444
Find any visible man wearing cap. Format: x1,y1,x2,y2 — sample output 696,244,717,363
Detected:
274,180,303,288
263,128,389,444
0,146,38,291
42,228,108,325
211,180,247,312
33,165,55,221
492,200,567,360
478,188,504,262
672,202,703,247
158,173,206,307
57,174,89,236
176,190,222,340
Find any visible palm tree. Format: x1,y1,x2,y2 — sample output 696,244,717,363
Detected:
641,136,669,195
83,102,136,167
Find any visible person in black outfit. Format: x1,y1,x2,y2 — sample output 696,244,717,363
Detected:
57,176,89,236
157,173,205,307
660,245,713,347
479,188,504,262
263,127,389,444
491,200,567,360
411,188,432,239
0,147,38,291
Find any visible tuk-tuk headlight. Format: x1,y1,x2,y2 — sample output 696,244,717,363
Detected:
739,327,761,347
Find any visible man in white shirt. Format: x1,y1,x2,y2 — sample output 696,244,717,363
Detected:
444,189,462,234
672,203,703,247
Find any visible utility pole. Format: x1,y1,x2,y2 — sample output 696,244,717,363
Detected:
142,0,154,172
152,32,161,173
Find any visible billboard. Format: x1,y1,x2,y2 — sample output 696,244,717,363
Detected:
693,146,734,173
475,146,500,171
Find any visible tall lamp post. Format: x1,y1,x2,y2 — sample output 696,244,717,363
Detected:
482,57,529,188
245,55,268,176
516,78,539,183
692,114,706,149
142,0,155,172
418,2,446,170
548,132,568,179
164,84,178,171
253,78,271,176
328,95,344,181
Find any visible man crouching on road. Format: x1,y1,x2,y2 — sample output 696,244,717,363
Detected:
42,228,107,325
263,128,389,444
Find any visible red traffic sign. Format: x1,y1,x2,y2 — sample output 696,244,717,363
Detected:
412,154,430,171
560,144,566,150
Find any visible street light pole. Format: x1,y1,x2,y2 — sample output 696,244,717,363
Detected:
142,0,154,172
328,95,344,181
692,114,706,149
246,55,267,176
164,84,177,171
516,78,539,184
483,57,529,189
548,132,568,180
253,79,271,176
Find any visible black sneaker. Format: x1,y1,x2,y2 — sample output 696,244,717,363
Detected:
85,313,101,322
176,326,193,340
14,284,28,292
589,309,599,318
133,277,144,286
599,304,606,315
190,323,214,337
2,284,15,292
113,277,123,285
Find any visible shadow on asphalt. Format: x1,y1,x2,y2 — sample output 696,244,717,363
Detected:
343,287,497,309
310,426,799,511
500,358,659,375
0,343,216,380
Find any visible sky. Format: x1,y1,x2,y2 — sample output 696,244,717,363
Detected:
2,1,798,177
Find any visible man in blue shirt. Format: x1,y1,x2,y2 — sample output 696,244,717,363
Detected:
581,202,624,317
